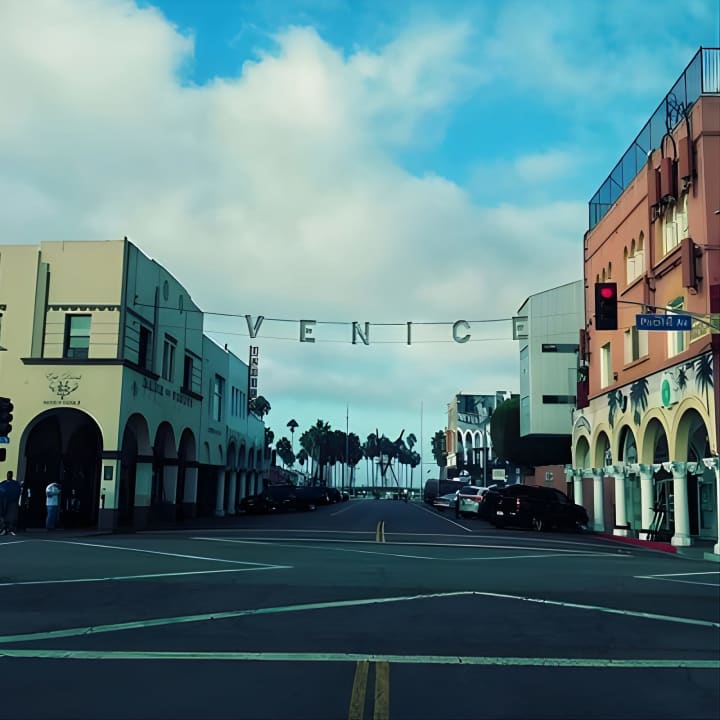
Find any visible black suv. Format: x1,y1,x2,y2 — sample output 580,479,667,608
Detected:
493,485,588,531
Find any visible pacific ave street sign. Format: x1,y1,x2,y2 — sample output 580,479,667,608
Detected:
636,314,692,331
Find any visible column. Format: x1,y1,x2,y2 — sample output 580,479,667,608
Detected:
573,470,584,507
183,466,198,519
704,457,720,555
215,468,226,517
612,466,628,536
638,464,654,538
564,465,574,500
592,469,605,532
671,461,692,547
238,470,247,500
226,471,237,515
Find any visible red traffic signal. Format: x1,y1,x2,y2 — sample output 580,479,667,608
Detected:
594,282,618,331
0,396,14,437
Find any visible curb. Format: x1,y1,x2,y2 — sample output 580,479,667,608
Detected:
594,532,677,554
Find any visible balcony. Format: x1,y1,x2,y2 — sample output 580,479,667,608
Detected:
588,47,720,230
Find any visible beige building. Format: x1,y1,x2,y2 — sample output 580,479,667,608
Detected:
0,238,266,530
570,48,720,555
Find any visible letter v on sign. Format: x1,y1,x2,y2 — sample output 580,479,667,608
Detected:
245,315,265,339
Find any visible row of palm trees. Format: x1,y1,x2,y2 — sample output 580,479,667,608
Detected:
273,419,422,489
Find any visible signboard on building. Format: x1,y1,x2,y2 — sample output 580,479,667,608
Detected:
248,346,259,400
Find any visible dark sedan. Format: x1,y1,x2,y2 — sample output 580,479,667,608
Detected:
239,485,316,514
492,485,588,531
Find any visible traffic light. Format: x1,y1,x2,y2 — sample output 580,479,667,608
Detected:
0,396,14,437
595,282,618,331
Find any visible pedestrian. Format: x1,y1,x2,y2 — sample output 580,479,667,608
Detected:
46,481,62,530
0,471,21,536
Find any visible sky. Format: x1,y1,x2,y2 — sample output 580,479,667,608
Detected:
1,0,718,471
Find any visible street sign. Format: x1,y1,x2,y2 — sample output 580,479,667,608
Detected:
636,314,692,331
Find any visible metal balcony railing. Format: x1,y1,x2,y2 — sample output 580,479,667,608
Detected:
588,47,720,230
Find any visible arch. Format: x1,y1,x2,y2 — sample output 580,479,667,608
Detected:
118,413,152,527
238,443,247,468
227,441,237,470
608,261,612,280
176,428,197,521
574,435,591,469
151,421,178,510
593,430,611,467
639,416,670,464
20,408,103,529
674,407,711,463
617,424,638,464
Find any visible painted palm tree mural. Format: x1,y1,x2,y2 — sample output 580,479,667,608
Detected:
629,377,649,426
608,390,626,429
694,354,713,411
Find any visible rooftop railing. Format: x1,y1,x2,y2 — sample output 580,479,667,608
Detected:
588,47,720,230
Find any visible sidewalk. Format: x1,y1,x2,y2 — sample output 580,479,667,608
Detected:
594,532,720,563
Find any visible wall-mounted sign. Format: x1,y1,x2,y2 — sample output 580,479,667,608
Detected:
248,346,259,400
44,372,82,406
636,314,692,331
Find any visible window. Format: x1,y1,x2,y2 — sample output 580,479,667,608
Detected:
212,374,225,422
661,195,687,256
600,342,612,387
161,336,176,381
624,326,648,364
138,326,152,371
231,386,243,417
64,315,91,359
667,297,688,357
183,354,193,391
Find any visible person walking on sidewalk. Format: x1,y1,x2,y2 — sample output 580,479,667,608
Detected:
1,471,21,535
45,481,62,530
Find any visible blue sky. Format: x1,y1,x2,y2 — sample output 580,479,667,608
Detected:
0,0,718,474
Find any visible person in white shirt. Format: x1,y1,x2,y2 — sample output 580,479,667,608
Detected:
46,482,61,530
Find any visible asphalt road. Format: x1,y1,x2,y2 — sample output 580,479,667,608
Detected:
1,498,718,720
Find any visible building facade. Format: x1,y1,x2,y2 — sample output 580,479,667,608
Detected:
570,48,720,554
445,392,514,485
0,238,266,530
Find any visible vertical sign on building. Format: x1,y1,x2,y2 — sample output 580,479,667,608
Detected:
248,345,260,403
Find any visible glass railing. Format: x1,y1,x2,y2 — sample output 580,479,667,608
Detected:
588,48,720,230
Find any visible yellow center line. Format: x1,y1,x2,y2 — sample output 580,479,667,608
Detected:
373,661,390,720
380,521,386,543
348,660,369,720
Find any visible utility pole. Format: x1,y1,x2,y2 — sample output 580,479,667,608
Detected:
344,403,349,490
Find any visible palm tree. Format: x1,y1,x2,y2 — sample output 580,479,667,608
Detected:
287,418,299,454
363,433,380,488
275,437,294,468
250,395,271,418
301,420,331,484
297,448,309,478
431,430,447,468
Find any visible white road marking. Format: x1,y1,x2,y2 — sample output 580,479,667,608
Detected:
192,535,623,557
1,649,717,669
0,541,26,547
637,571,720,578
0,566,290,587
1,588,717,647
634,577,720,588
412,502,473,532
197,537,434,560
47,539,275,566
329,503,360,516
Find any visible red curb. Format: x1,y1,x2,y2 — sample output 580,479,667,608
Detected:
594,532,677,553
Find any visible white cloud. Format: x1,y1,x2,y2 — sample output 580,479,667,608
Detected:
0,0,588,444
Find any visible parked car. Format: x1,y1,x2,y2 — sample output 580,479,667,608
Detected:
493,485,588,531
240,484,317,514
478,484,506,519
432,493,458,512
455,485,490,518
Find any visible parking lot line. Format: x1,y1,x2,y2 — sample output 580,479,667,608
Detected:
49,539,276,566
411,503,472,532
1,588,717,647
0,566,289,588
1,649,718,669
